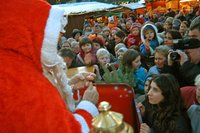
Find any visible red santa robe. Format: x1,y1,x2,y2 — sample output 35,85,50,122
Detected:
0,0,98,133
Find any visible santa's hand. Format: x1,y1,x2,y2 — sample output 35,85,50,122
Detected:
82,82,99,105
137,102,145,116
69,72,96,90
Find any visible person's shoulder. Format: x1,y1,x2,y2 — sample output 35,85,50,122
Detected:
148,65,159,74
181,86,196,94
188,104,200,113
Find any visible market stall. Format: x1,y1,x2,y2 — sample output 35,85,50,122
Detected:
53,2,121,37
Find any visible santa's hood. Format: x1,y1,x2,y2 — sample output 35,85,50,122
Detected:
0,0,66,71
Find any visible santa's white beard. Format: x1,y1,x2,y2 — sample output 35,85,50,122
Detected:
42,63,75,112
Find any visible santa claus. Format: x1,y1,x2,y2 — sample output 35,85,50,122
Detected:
0,0,99,132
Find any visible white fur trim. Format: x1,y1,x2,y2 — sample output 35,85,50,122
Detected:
74,114,89,133
41,6,67,67
76,100,99,117
141,23,159,43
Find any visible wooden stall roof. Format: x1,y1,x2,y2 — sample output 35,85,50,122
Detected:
53,2,120,16
120,2,146,10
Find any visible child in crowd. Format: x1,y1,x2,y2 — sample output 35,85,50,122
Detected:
76,37,97,66
96,48,111,78
83,23,93,36
102,26,110,42
93,24,102,34
172,19,181,31
121,49,147,94
114,30,126,45
88,34,105,50
163,30,182,48
72,29,82,42
140,23,163,57
70,41,80,54
179,21,189,38
60,40,71,49
58,48,82,68
140,23,163,69
114,43,126,56
116,47,128,61
126,22,142,48
106,27,120,56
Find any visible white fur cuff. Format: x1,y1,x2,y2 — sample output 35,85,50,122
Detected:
76,100,99,117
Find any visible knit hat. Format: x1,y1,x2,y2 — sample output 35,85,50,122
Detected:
102,26,110,32
96,48,110,59
165,17,173,25
172,19,181,30
190,16,200,29
110,27,120,33
130,22,142,31
93,36,105,47
143,25,155,33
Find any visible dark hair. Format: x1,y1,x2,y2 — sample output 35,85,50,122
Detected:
155,22,164,33
121,49,140,72
115,30,126,40
181,21,189,28
58,48,76,60
93,36,105,48
72,29,82,38
165,30,182,40
79,37,93,48
150,74,184,132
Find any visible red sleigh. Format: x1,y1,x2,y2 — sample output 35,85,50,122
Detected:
74,83,142,133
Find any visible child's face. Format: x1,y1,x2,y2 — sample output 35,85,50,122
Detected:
117,50,125,60
74,33,81,41
131,56,141,70
131,27,139,36
62,42,71,49
81,43,92,53
145,29,155,40
164,23,172,30
164,32,173,47
93,42,101,50
114,35,122,44
98,55,110,66
179,23,187,33
103,30,110,37
71,45,80,54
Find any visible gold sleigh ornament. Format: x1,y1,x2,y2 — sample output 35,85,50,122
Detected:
90,101,134,133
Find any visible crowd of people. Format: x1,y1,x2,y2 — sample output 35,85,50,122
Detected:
1,0,200,132
58,5,200,133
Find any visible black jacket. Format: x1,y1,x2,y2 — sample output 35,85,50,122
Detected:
179,61,200,86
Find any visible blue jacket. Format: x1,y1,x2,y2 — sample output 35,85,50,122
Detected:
133,67,147,92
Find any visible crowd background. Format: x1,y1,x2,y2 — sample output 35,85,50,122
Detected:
57,4,200,132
